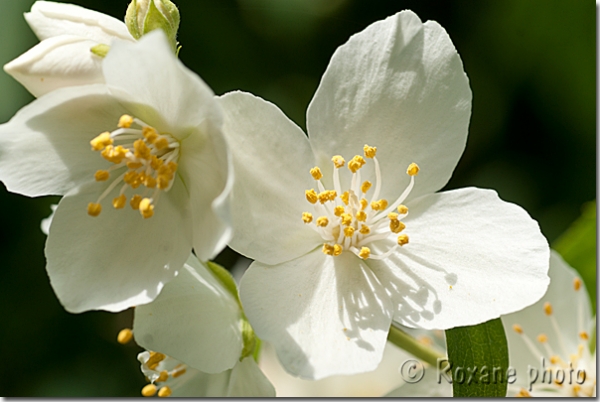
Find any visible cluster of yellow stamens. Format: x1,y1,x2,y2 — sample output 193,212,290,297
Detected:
87,115,179,219
302,144,419,260
138,350,188,398
511,277,594,397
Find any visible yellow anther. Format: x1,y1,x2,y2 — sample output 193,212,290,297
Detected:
543,302,552,315
141,384,157,397
130,194,142,210
144,176,157,189
512,324,523,334
127,161,144,169
150,155,163,170
90,132,113,151
124,171,139,185
94,170,110,181
340,213,353,226
310,167,323,180
157,370,169,382
516,388,531,397
340,191,350,205
407,162,420,176
118,114,134,128
388,212,399,220
361,181,372,193
344,226,355,237
334,206,345,216
112,194,127,209
305,189,318,204
348,155,366,173
172,366,187,378
579,331,589,340
333,244,343,256
139,198,154,219
550,355,560,365
316,216,329,227
154,136,169,150
101,145,127,164
363,144,377,158
302,212,313,224
397,234,409,246
134,139,152,159
359,224,370,235
158,386,172,398
358,247,370,259
117,328,133,344
397,205,408,214
142,126,159,143
331,155,345,168
356,211,367,222
371,199,388,211
574,277,582,291
390,220,406,234
537,334,548,343
572,385,581,394
147,351,166,369
87,202,102,217
360,198,368,210
318,191,330,204
322,243,334,255
157,174,172,190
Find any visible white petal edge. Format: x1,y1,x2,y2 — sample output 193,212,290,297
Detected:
217,91,323,265
307,10,471,202
25,1,133,43
240,248,393,380
4,35,105,97
133,254,242,374
367,187,549,330
45,177,192,313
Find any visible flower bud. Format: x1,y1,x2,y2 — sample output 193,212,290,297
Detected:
125,0,180,52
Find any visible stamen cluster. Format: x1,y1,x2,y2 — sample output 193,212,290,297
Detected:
88,115,180,219
302,144,419,260
138,350,188,398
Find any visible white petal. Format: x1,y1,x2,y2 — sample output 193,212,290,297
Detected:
40,203,57,235
501,251,593,384
25,1,133,43
217,91,322,265
227,357,276,397
0,85,126,197
133,255,242,374
103,31,222,135
367,187,549,329
240,248,393,380
45,178,192,313
307,10,471,201
179,122,232,261
4,35,105,97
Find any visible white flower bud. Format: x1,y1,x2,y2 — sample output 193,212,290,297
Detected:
125,0,180,52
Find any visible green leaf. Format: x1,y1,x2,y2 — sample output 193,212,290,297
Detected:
445,318,510,397
552,200,596,313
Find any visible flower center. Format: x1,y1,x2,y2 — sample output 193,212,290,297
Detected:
512,278,595,397
87,114,180,219
302,144,418,260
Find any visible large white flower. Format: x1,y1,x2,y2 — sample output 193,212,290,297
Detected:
132,254,275,397
217,10,549,380
4,1,135,97
387,251,595,397
0,30,232,313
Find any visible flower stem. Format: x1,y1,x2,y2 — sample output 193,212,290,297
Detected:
387,324,446,368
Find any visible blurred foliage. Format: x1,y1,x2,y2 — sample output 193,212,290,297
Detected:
0,0,594,396
553,200,596,313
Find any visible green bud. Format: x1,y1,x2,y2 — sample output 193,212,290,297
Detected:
125,0,180,51
90,44,110,58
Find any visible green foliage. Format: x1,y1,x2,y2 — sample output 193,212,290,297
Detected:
445,318,509,397
553,200,596,312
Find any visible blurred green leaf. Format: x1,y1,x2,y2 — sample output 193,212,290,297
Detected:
445,318,509,397
552,200,596,312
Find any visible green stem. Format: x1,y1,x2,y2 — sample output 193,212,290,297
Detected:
387,324,446,368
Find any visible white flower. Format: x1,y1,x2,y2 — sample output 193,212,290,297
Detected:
217,10,549,380
0,31,232,313
4,1,135,97
133,254,275,397
505,251,595,397
387,251,595,397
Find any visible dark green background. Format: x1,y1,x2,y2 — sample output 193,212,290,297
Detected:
0,0,594,396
